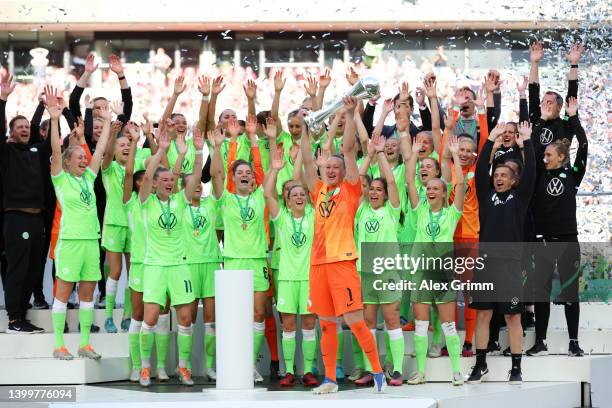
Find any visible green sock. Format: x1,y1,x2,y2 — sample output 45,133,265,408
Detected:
155,333,170,369
78,305,94,347
177,325,193,368
123,287,132,318
281,333,296,374
336,329,345,365
446,334,462,373
254,327,265,363
129,331,141,369
302,330,317,373
52,310,66,349
204,324,216,370
140,325,155,367
431,309,442,346
414,335,428,374
105,278,118,319
389,333,405,374
351,333,364,369
384,330,392,365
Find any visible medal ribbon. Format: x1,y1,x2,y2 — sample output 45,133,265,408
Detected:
69,174,92,205
428,207,443,241
234,193,252,225
156,196,172,232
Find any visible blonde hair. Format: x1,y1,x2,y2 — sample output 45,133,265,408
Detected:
61,145,86,171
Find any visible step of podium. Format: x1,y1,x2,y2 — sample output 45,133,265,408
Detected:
1,333,130,358
0,309,128,333
549,303,612,329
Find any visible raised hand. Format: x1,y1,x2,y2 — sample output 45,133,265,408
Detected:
399,82,410,103
396,113,409,133
270,148,285,171
303,75,317,97
415,86,426,107
110,100,124,116
84,94,94,109
110,120,123,136
198,76,211,95
84,53,98,74
211,126,225,147
412,140,424,154
488,121,505,141
158,128,171,151
0,72,15,100
211,75,226,95
46,102,62,119
262,116,277,140
565,96,578,117
108,54,124,76
175,130,188,155
474,87,486,109
517,121,532,140
74,117,85,142
424,77,437,99
173,75,186,95
345,66,359,86
164,117,177,138
274,70,285,92
227,117,241,139
517,75,528,96
243,79,257,99
42,84,58,107
315,148,330,168
372,132,386,153
447,134,460,155
140,115,152,136
485,71,499,93
566,42,585,65
289,143,299,163
530,41,544,63
125,122,139,142
444,106,455,129
319,67,332,88
98,106,112,121
342,96,357,112
245,114,257,137
382,98,394,115
492,134,503,151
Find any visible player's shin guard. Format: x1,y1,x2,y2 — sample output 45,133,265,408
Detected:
302,329,317,372
363,329,376,371
351,333,365,369
349,320,382,373
140,322,155,368
204,322,216,370
320,320,339,382
388,328,405,374
384,326,392,365
52,298,67,348
129,319,142,369
282,331,296,374
105,278,119,318
464,305,476,344
78,301,94,347
430,309,442,346
336,319,344,365
442,322,461,372
253,321,265,363
123,287,132,318
177,324,193,369
265,316,279,362
155,314,170,369
414,320,429,373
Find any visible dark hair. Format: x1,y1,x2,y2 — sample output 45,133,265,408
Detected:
458,135,477,151
287,109,300,122
92,97,107,104
133,170,146,193
503,158,524,177
506,122,518,132
392,93,414,109
370,177,389,198
459,86,477,100
548,138,571,163
256,111,271,127
231,159,252,176
493,164,519,185
287,184,306,200
237,120,246,128
420,157,441,177
361,174,372,186
153,166,170,180
8,115,28,132
40,119,50,132
544,91,564,108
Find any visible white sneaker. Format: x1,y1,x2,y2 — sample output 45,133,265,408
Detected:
130,368,140,382
406,371,426,385
156,367,169,382
254,368,264,383
312,379,339,394
428,343,442,358
205,367,217,381
452,371,464,386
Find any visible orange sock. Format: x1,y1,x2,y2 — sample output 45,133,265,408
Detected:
264,316,279,361
320,320,338,381
464,305,477,344
349,320,382,373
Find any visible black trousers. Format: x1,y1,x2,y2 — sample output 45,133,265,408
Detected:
3,211,44,321
32,207,54,301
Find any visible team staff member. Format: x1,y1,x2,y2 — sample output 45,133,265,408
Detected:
265,150,319,388
527,97,588,358
137,128,204,387
405,135,465,386
468,121,535,385
181,130,221,382
210,125,270,383
355,134,404,386
301,97,386,395
49,102,112,359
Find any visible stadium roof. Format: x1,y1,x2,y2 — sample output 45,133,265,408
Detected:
0,0,604,31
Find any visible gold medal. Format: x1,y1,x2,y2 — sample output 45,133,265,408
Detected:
242,222,247,230
166,229,171,236
192,229,200,237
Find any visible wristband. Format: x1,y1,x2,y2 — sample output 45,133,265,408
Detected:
117,75,125,80
195,149,203,155
571,64,578,68
201,95,210,102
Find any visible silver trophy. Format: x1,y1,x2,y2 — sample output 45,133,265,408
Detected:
305,77,380,132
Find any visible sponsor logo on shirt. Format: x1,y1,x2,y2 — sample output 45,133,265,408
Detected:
546,177,564,196
318,200,336,218
291,232,307,247
158,213,178,230
194,215,207,228
425,222,441,237
491,193,514,206
540,128,553,145
365,219,380,233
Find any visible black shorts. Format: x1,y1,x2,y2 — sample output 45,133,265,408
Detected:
470,300,523,315
470,256,523,305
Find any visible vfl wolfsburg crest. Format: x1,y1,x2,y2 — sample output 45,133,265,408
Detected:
426,222,441,238
365,219,380,233
241,207,255,221
80,191,93,206
291,232,307,247
158,213,178,230
318,200,336,218
194,215,207,229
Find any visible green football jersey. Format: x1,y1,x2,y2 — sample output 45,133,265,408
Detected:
355,201,401,271
102,161,128,226
368,162,407,214
218,134,251,173
270,202,285,270
141,192,188,266
271,205,314,281
167,138,196,174
220,187,268,259
125,192,145,263
52,168,100,240
414,150,440,192
411,201,462,243
182,196,222,264
135,147,152,172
